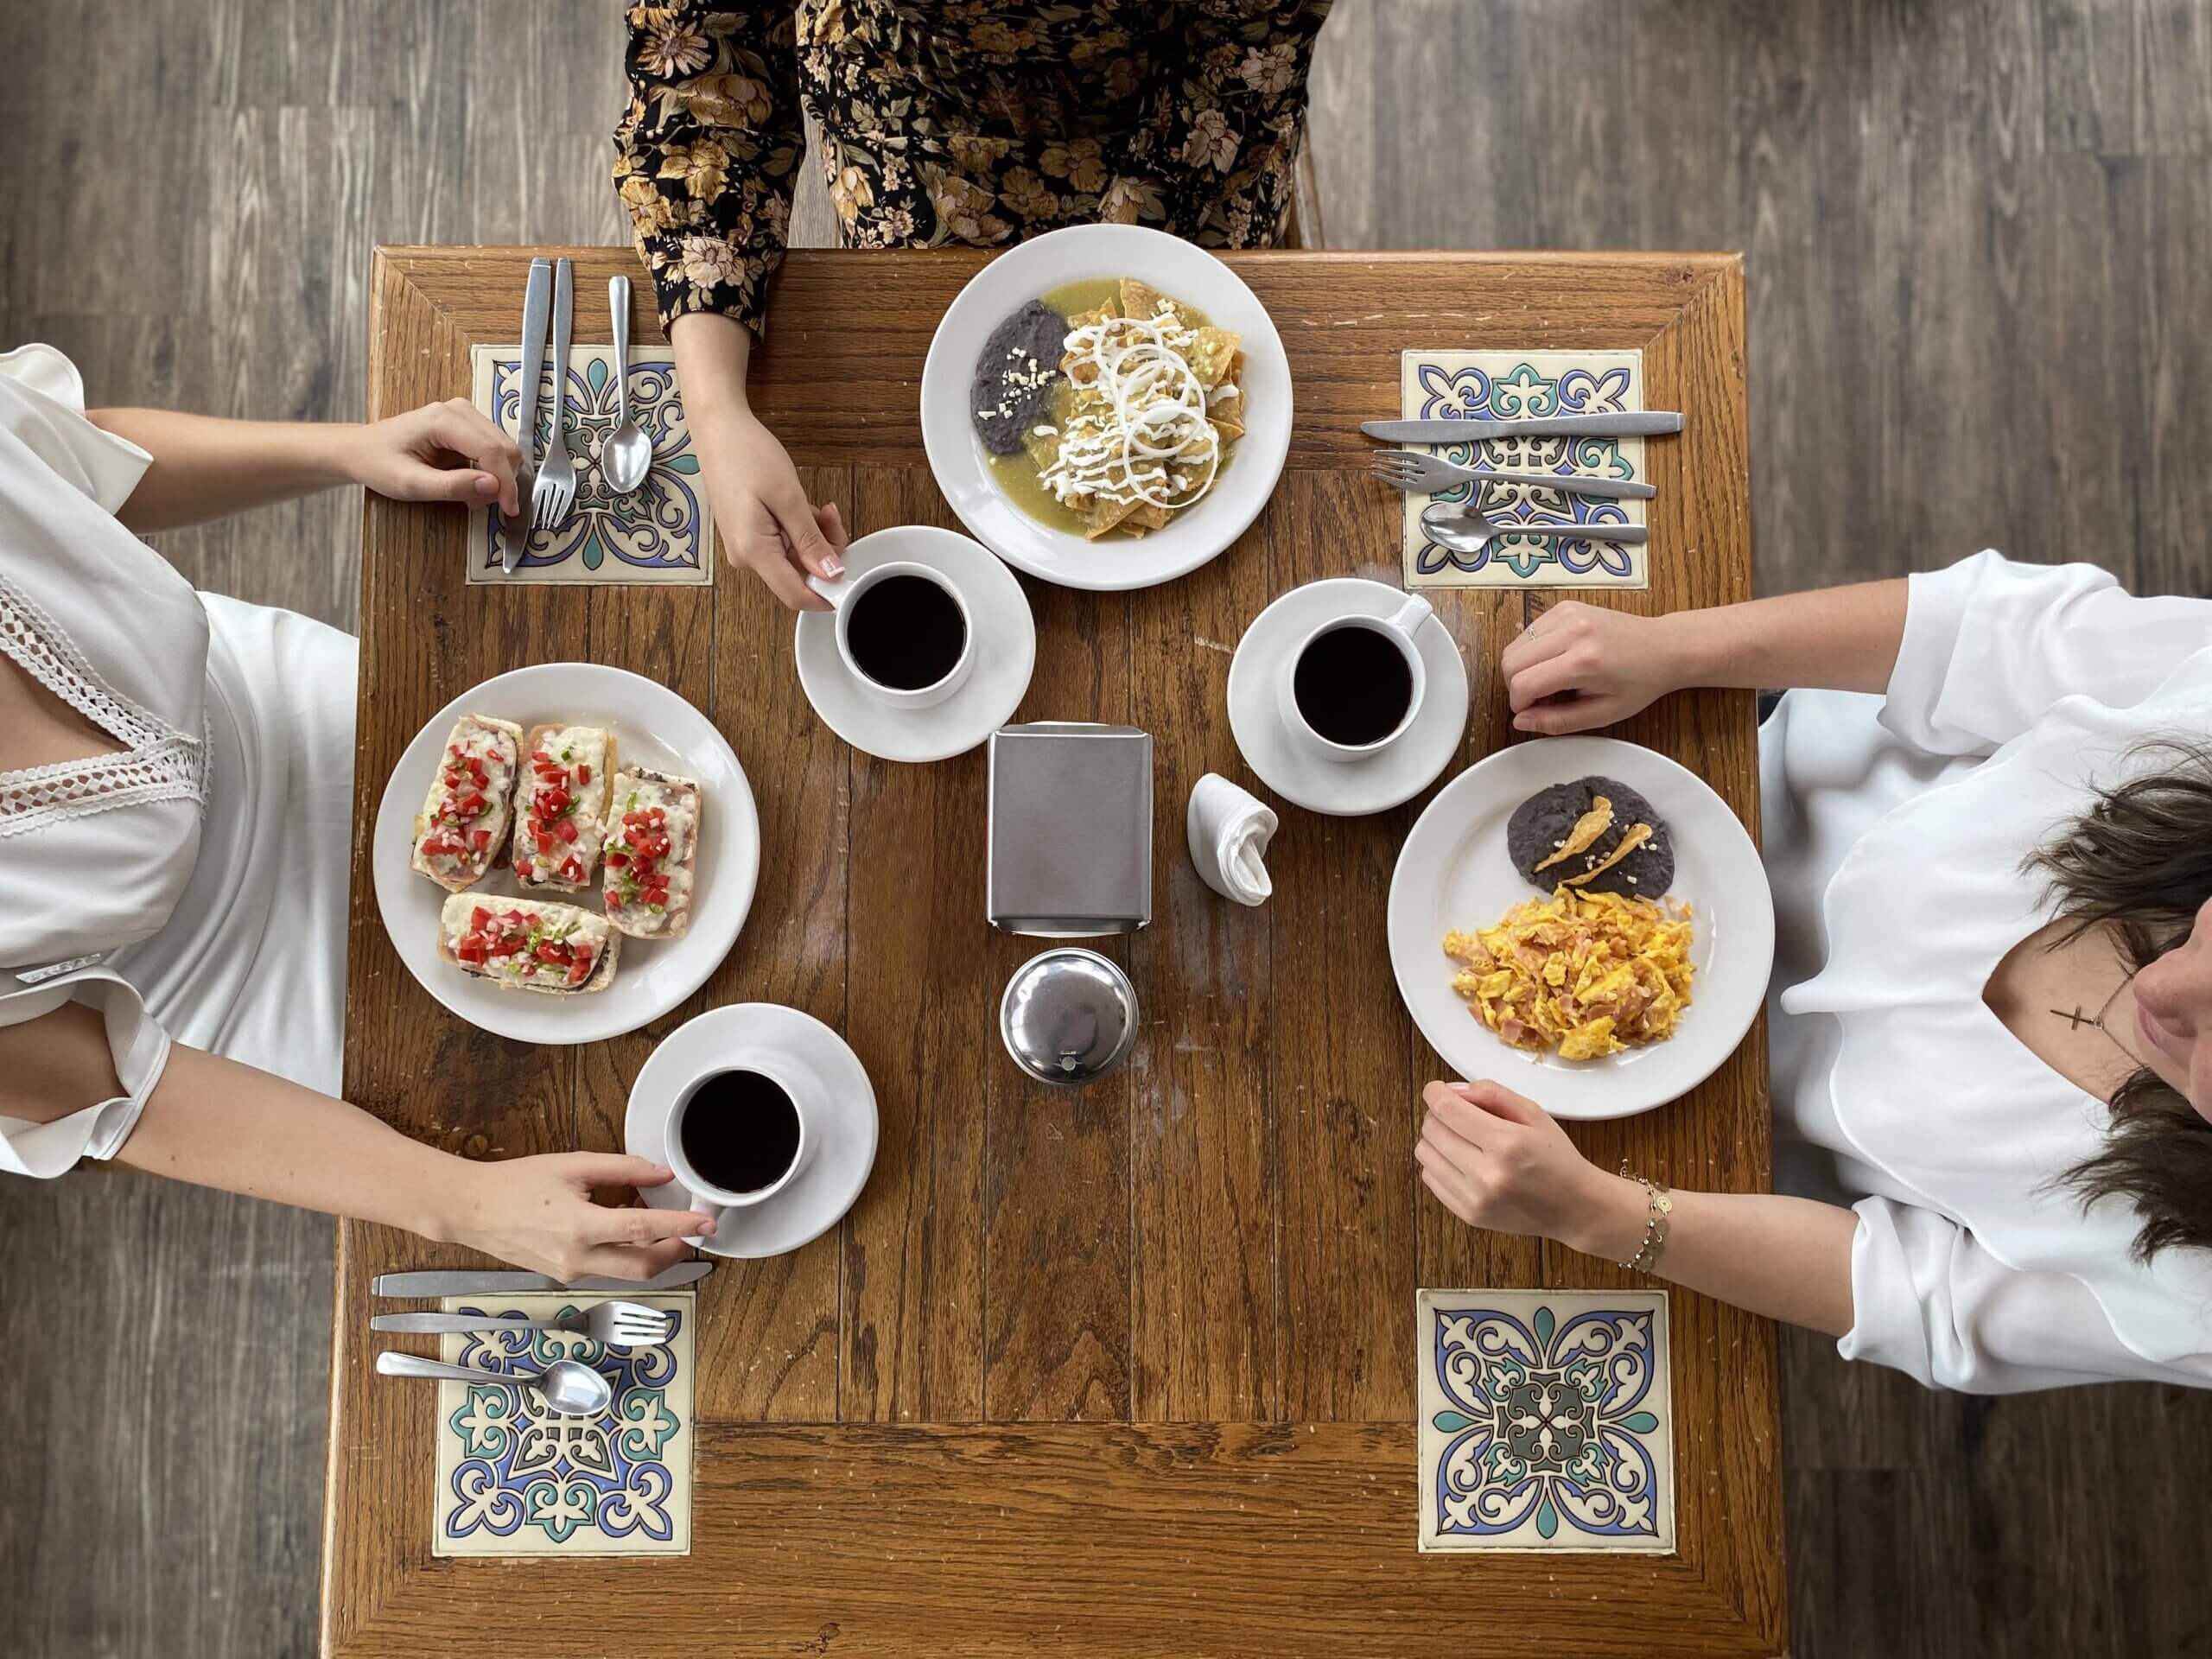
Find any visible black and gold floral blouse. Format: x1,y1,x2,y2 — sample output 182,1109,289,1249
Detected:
613,1,1335,334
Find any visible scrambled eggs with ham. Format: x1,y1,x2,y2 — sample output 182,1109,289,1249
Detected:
1443,886,1695,1060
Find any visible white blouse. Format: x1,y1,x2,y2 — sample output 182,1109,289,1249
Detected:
0,345,357,1179
1762,550,2212,1392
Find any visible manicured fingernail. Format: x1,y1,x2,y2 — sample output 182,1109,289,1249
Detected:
474,474,497,495
696,1216,717,1234
820,555,844,577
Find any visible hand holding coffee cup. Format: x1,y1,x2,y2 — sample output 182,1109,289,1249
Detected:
807,561,975,709
1278,591,1434,762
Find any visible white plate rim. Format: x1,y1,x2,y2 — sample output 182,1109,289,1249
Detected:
918,223,1293,592
1386,734,1775,1120
370,662,760,1046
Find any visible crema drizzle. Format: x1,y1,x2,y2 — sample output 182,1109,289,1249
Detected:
1039,312,1223,512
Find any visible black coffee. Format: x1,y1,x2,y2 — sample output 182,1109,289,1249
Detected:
678,1070,802,1193
1292,623,1414,747
846,574,967,690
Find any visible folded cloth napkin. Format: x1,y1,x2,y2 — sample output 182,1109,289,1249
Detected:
1186,773,1279,906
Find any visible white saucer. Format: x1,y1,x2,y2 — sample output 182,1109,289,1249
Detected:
626,1004,880,1259
1225,578,1471,817
795,524,1036,763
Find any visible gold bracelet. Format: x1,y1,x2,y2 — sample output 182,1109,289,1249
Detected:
1616,1160,1674,1274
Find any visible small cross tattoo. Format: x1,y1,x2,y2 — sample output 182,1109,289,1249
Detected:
2050,1007,2095,1031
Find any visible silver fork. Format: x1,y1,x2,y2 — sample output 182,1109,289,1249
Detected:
370,1299,675,1350
1369,449,1656,500
532,257,578,531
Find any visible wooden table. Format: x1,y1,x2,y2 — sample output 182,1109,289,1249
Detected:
327,246,1780,1656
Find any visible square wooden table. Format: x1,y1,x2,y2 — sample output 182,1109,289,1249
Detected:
327,246,1781,1656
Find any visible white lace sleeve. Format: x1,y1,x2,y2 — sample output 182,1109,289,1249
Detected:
0,967,173,1178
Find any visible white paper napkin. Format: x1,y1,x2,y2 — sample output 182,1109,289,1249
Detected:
1186,772,1279,906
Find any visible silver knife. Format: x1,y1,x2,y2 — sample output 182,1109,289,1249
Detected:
506,257,553,574
1363,412,1684,442
372,1261,713,1297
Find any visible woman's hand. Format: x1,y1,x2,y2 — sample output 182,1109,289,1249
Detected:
1498,601,1690,734
441,1152,720,1281
346,397,524,517
1415,1079,1643,1256
696,404,848,610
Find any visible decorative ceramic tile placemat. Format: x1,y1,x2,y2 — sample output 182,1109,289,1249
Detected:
1416,1287,1675,1554
1399,351,1649,591
467,344,714,584
430,1291,694,1557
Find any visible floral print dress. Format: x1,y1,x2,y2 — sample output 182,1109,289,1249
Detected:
613,1,1335,334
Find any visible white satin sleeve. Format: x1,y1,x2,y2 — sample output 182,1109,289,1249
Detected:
1878,550,2212,757
1840,1197,2212,1394
0,967,173,1178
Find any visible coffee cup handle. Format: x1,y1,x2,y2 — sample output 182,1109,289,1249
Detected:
1382,591,1434,644
806,572,853,608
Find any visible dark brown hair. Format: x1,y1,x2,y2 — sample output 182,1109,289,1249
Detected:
2027,739,2212,1261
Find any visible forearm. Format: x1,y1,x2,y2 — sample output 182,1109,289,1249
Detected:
86,408,362,531
1568,1176,1859,1338
1660,578,1909,696
671,310,753,429
121,1040,471,1243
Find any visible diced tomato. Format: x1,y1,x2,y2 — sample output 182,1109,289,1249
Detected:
540,786,571,817
457,940,487,965
536,940,573,965
467,758,487,785
606,850,627,868
576,764,590,784
472,829,491,850
505,908,527,923
607,891,623,907
622,811,642,828
534,830,555,854
457,791,486,818
532,749,550,762
470,906,492,931
560,857,585,884
568,956,592,985
490,936,524,957
553,818,577,844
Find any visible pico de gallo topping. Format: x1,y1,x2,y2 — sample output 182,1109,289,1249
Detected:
416,721,517,881
602,775,696,935
512,726,609,890
441,894,607,989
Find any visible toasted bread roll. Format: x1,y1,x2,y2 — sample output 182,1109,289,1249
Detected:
411,715,524,892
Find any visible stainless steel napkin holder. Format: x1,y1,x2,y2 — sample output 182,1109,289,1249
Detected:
987,722,1153,937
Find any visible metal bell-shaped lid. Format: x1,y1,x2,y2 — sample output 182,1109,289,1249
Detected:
998,947,1137,1086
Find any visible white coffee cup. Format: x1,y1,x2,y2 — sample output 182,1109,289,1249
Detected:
806,559,976,709
662,1057,814,1210
1277,589,1433,763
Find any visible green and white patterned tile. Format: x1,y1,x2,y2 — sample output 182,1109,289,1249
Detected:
1397,349,1649,592
429,1290,694,1557
467,343,714,585
1417,1287,1675,1554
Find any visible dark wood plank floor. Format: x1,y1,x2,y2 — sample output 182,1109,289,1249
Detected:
3,2,2207,1655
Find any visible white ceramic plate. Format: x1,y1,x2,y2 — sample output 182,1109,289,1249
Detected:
371,663,760,1045
1387,735,1774,1120
627,1004,880,1260
918,222,1292,592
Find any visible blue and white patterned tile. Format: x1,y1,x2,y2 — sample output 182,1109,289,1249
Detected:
1397,350,1649,592
1416,1287,1675,1554
467,343,715,584
430,1291,693,1557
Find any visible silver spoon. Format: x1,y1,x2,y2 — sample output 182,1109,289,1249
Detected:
601,274,652,498
1421,499,1649,556
375,1351,613,1417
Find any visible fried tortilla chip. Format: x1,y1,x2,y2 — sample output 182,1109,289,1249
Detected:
1119,278,1195,329
1086,496,1143,538
1188,327,1241,387
1126,501,1173,531
1210,412,1245,444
